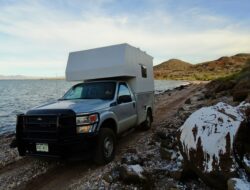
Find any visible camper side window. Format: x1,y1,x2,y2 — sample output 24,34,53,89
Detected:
141,65,147,78
117,83,132,104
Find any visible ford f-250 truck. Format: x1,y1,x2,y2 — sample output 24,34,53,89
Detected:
16,44,154,164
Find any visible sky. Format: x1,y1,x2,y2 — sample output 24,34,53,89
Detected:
0,0,250,77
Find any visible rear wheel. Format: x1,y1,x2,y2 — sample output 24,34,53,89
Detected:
94,128,116,165
142,110,152,130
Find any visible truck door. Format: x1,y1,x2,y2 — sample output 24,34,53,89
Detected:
115,82,137,133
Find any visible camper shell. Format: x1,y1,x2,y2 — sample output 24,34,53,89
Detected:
66,43,154,93
16,44,154,163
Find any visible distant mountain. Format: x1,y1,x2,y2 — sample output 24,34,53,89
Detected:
0,75,64,80
154,53,250,81
0,75,32,80
154,59,192,71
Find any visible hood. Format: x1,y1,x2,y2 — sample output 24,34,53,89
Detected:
28,99,112,114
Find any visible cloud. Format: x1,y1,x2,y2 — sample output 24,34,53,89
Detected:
0,1,250,76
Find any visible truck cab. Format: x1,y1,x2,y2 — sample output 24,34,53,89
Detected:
16,44,154,164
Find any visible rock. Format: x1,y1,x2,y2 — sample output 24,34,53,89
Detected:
155,131,168,140
178,102,250,189
169,170,183,180
160,147,173,160
121,153,143,165
215,80,236,93
233,90,250,102
161,136,178,151
161,139,173,149
185,98,191,104
119,164,147,184
103,173,113,183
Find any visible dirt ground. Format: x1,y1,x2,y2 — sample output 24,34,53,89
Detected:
0,83,204,190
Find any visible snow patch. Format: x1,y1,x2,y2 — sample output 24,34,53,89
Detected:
127,164,144,177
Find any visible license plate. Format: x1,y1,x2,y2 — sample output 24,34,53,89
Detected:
36,143,49,152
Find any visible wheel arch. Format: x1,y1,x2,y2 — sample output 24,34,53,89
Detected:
99,118,117,135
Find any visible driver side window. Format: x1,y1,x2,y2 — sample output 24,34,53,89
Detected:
117,83,132,104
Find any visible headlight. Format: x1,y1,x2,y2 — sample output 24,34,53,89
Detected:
76,125,92,133
76,113,99,126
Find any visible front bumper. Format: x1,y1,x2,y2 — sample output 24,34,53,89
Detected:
22,134,98,158
16,112,98,158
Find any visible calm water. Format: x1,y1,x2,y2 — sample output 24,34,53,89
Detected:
0,80,188,134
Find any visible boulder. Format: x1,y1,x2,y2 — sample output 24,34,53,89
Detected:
119,164,147,184
178,102,250,189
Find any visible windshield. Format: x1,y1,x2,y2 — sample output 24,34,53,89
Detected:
62,82,116,100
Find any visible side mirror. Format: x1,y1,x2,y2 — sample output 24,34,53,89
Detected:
117,95,132,104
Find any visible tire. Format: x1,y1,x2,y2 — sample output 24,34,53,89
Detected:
94,128,116,165
142,110,152,130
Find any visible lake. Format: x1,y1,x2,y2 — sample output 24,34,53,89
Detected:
0,80,188,134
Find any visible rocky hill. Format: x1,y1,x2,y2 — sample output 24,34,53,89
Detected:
154,59,192,71
154,53,250,81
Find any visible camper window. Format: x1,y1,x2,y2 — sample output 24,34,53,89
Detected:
140,65,147,78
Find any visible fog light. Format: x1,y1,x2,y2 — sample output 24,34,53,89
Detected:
76,125,92,133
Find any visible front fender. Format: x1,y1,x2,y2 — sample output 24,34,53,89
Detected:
97,111,118,131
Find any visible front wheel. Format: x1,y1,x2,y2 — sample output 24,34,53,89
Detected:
142,110,152,130
94,128,116,165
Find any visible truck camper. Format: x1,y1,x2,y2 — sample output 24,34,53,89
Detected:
16,43,154,164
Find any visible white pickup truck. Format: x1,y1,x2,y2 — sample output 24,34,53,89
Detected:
16,44,154,164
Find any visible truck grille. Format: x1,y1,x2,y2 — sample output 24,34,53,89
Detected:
26,116,57,130
22,115,76,141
